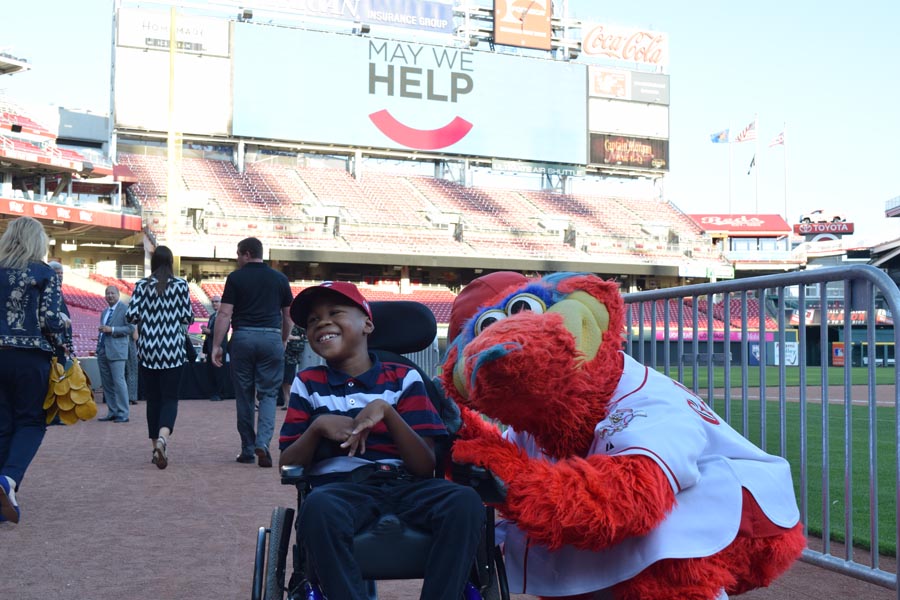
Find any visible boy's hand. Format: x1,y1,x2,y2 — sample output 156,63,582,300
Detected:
311,415,356,443
341,399,389,456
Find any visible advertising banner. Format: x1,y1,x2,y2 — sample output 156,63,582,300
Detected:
793,222,855,236
232,24,587,164
491,159,585,177
114,8,232,134
588,67,669,105
244,0,455,35
0,197,142,231
589,133,668,172
493,0,552,50
581,23,668,68
588,98,668,139
117,7,231,57
690,214,792,236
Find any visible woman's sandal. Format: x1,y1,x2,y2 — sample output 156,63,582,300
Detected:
154,437,168,470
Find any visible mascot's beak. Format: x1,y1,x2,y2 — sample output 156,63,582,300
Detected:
546,290,610,364
465,341,523,392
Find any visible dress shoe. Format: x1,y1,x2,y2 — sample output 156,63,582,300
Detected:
113,417,130,423
255,447,273,468
129,400,138,405
98,415,116,422
209,396,222,402
235,453,255,464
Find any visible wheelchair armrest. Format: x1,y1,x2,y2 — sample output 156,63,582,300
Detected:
451,462,507,504
280,465,308,486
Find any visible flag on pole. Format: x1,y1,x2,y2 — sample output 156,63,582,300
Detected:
734,120,757,143
710,129,730,143
747,154,756,175
769,130,785,147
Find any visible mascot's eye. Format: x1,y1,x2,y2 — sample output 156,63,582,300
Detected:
505,293,546,316
474,309,507,334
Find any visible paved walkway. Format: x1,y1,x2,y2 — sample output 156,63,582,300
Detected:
4,400,896,600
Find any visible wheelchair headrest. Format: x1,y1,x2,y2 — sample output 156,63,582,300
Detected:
367,301,437,355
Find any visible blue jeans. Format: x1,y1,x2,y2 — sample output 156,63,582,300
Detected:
229,329,283,455
0,348,52,486
298,478,484,600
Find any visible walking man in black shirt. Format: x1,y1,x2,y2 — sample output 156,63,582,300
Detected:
212,238,293,467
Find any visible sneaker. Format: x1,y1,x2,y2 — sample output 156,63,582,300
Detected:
235,453,255,464
0,476,20,524
153,437,168,470
255,447,273,468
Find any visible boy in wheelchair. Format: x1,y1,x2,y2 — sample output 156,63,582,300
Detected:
278,282,486,600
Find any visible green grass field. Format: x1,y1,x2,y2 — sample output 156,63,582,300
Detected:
667,364,896,388
662,365,898,556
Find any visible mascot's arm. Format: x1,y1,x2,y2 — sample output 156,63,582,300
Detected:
453,434,676,552
455,405,504,441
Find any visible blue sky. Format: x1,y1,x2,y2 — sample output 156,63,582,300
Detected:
1,0,898,240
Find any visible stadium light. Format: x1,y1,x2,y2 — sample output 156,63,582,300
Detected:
61,242,77,252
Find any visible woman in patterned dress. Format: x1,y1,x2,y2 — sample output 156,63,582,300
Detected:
126,246,193,469
0,217,68,522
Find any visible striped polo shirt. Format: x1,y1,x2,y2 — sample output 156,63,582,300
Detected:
279,353,447,459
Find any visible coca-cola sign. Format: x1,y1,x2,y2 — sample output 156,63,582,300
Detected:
794,222,855,235
581,23,669,67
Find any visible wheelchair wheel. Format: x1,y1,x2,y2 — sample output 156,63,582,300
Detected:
479,545,510,600
265,507,295,600
252,526,267,600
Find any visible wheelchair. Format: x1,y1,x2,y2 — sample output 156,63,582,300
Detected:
251,301,510,600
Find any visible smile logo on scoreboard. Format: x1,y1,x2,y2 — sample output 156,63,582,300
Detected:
367,40,475,151
368,110,472,150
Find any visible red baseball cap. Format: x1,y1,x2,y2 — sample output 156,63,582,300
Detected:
447,271,529,342
291,281,373,327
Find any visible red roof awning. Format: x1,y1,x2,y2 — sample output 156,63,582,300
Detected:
113,163,138,183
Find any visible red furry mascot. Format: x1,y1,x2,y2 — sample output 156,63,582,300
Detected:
442,272,806,600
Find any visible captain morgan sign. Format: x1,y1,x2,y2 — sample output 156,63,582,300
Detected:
231,24,587,164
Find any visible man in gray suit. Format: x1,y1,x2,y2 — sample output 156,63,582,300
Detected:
97,285,134,423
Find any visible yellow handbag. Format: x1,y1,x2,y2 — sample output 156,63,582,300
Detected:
44,354,97,425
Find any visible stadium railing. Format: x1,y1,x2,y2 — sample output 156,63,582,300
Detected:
624,264,900,593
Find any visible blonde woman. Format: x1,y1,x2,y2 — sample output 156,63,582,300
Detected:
0,216,68,523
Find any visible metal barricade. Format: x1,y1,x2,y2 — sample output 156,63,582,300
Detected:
623,264,900,594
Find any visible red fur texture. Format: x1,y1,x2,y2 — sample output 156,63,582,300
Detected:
443,273,804,599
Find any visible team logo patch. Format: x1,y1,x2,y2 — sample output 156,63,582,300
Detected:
598,408,647,439
686,397,720,425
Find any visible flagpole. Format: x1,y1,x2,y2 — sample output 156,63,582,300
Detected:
782,122,788,222
754,114,759,213
728,138,733,213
